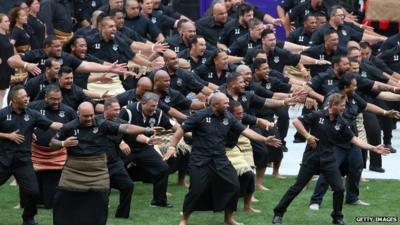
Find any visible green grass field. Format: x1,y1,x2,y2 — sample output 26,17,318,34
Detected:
0,176,399,225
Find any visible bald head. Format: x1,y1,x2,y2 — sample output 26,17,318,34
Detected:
136,76,153,97
154,70,169,82
78,102,95,127
163,49,176,60
212,2,228,24
210,92,228,106
78,102,94,114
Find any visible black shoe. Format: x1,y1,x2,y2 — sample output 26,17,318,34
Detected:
293,136,306,143
332,219,345,225
22,219,38,225
369,166,385,173
281,145,288,152
386,145,397,153
150,201,173,208
272,215,283,224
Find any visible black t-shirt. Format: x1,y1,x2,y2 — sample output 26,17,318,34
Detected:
377,46,400,73
194,64,230,86
287,26,313,46
181,108,245,168
288,0,328,28
21,50,82,74
27,15,46,49
73,53,104,89
25,74,57,101
86,32,135,64
166,68,205,96
379,33,400,52
119,102,172,151
116,89,139,107
55,117,121,156
166,34,189,54
307,69,340,96
95,114,126,163
298,109,354,166
38,0,73,34
302,44,347,77
159,88,192,113
124,15,161,42
11,26,31,52
310,23,363,48
229,33,261,57
29,100,76,147
177,49,211,70
0,34,14,79
219,19,248,47
0,106,52,153
196,16,230,47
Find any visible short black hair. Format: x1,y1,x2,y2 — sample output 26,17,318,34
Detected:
10,84,25,101
359,42,371,50
58,66,73,77
226,72,241,85
190,35,205,47
260,28,274,39
44,35,58,48
332,54,347,66
44,57,58,69
104,97,119,108
237,3,254,17
229,100,242,112
45,84,61,96
109,8,124,17
338,72,356,90
253,58,267,70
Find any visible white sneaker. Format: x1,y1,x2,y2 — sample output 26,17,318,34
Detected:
309,203,320,210
349,200,370,206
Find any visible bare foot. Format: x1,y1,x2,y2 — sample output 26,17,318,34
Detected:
251,196,259,202
225,218,244,225
178,219,187,225
14,203,20,209
360,177,369,182
244,206,261,213
255,184,270,191
166,192,172,197
273,174,287,179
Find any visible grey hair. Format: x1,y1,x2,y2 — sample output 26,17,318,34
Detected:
141,92,160,104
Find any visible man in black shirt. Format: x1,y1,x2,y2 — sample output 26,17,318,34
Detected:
168,92,281,225
177,35,212,70
309,5,384,48
124,0,164,42
219,2,254,49
0,85,63,225
116,76,153,107
39,0,73,41
166,19,196,54
50,101,157,225
302,30,347,77
28,85,76,209
98,98,135,218
287,13,317,46
228,18,263,57
98,0,123,15
163,49,213,96
285,0,328,30
119,92,175,208
272,93,390,225
25,58,61,101
139,0,178,36
196,1,230,47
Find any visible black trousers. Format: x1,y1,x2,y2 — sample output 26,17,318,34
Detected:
36,170,62,208
250,127,269,168
0,155,38,221
126,148,170,204
238,171,255,197
363,112,382,168
53,189,109,225
108,160,134,218
274,163,344,221
273,107,289,142
182,160,240,213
